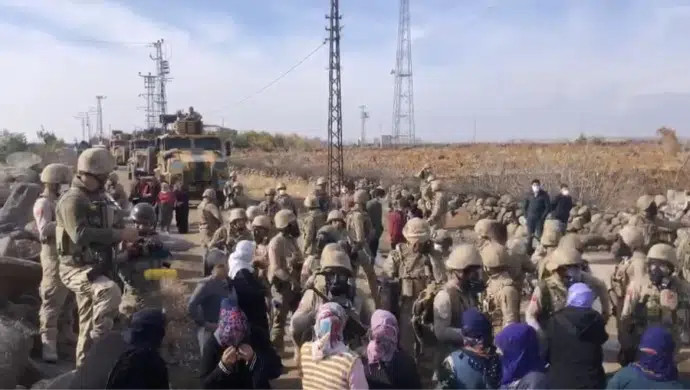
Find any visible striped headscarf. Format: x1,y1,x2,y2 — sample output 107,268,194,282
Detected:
312,302,347,361
366,310,398,365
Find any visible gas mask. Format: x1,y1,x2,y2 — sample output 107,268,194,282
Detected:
278,189,287,196
559,265,582,287
648,261,672,288
433,243,443,252
253,227,268,245
415,240,433,255
645,202,658,220
230,221,247,235
611,238,632,259
460,266,485,294
324,269,354,300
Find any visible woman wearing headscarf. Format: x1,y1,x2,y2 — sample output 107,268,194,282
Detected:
607,325,687,389
435,308,501,389
494,323,548,389
157,182,175,233
300,302,369,390
546,282,608,389
200,299,282,389
229,240,269,334
361,310,421,389
173,182,190,234
105,308,169,389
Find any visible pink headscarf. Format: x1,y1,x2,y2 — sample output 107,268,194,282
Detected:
312,302,347,360
366,310,398,365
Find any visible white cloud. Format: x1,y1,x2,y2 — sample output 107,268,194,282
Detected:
1,0,690,143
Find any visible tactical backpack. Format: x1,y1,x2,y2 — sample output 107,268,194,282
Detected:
536,280,553,327
410,281,444,357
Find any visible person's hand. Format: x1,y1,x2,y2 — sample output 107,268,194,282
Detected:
221,346,238,366
120,227,139,243
204,322,217,331
238,344,254,362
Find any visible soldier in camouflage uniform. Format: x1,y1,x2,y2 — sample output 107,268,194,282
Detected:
346,189,380,307
104,172,128,209
628,195,686,250
275,182,298,215
533,219,562,280
301,194,326,257
230,182,249,209
480,242,520,336
259,187,281,220
384,218,445,354
609,225,646,320
432,229,453,259
619,243,690,365
56,148,139,366
209,208,252,252
432,244,483,366
34,163,75,362
484,220,535,294
474,219,496,248
525,245,609,350
313,176,330,212
268,209,303,350
198,188,223,248
427,179,448,231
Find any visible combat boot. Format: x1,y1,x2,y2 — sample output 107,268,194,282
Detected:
41,329,58,363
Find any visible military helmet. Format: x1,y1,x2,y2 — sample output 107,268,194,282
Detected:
228,208,247,223
403,218,431,244
40,163,70,184
303,194,319,208
77,147,115,175
480,242,510,269
647,243,678,267
430,180,443,192
264,188,276,196
540,220,562,247
353,189,369,204
316,177,328,186
276,182,287,191
275,209,296,229
327,210,345,223
246,205,263,221
108,171,119,182
232,181,243,189
252,215,271,229
433,229,451,244
545,245,582,272
320,244,352,273
202,188,216,199
636,195,655,212
446,244,482,270
618,225,644,251
130,203,156,225
474,219,496,238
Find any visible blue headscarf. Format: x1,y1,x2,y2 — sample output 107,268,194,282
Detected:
495,323,546,385
462,308,492,348
123,308,166,350
633,326,678,382
567,282,595,308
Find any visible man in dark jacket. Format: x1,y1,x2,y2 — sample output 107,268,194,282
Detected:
546,283,608,389
523,179,550,253
551,183,574,233
367,187,385,256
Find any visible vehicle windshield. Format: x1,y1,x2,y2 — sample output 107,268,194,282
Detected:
132,140,153,149
163,137,192,150
112,140,127,146
194,137,221,150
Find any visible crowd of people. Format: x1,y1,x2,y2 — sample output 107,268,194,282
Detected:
30,148,690,389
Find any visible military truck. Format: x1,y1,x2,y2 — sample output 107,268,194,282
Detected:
127,137,156,180
109,130,131,166
154,115,231,199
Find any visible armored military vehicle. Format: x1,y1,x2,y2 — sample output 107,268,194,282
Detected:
109,130,131,166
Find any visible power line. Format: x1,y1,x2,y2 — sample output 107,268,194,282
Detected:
57,38,150,46
234,40,327,106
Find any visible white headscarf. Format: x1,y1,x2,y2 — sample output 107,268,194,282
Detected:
227,240,255,279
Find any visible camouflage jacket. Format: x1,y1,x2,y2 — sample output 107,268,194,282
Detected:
483,274,521,335
384,243,445,297
267,233,303,284
346,209,373,247
621,274,690,332
428,191,448,228
198,200,222,233
209,226,252,252
258,200,281,220
301,209,326,257
276,194,298,215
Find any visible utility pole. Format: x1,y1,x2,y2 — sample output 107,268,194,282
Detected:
473,115,477,143
139,72,158,129
95,95,106,141
391,0,416,145
150,39,171,124
326,0,344,197
359,105,369,146
85,114,92,142
74,113,87,142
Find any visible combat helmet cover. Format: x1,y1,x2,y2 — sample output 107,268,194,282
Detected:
252,215,272,229
618,225,644,251
264,187,276,196
77,147,115,176
480,242,510,269
403,218,431,244
130,202,156,225
446,244,482,270
647,243,678,267
546,245,582,272
202,188,216,199
274,209,296,229
316,177,328,186
327,210,345,223
474,219,497,238
276,182,287,191
228,208,247,223
320,244,353,273
40,163,70,184
353,189,369,204
246,205,263,221
303,194,319,208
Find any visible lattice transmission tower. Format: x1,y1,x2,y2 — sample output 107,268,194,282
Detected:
326,0,344,197
149,39,171,123
391,0,416,144
139,72,158,129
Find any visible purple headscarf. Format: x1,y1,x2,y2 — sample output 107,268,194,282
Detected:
495,323,545,385
366,310,399,365
461,308,492,347
214,298,248,347
633,326,678,382
567,282,595,308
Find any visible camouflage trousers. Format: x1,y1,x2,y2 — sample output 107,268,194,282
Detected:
270,282,300,351
59,263,122,366
39,244,76,338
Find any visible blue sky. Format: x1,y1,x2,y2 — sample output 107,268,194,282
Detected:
1,0,690,142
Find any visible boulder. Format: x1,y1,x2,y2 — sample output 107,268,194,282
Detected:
12,240,41,261
568,216,585,232
577,206,591,222
484,197,498,207
569,207,578,217
515,209,524,218
498,194,513,206
0,256,41,299
591,213,603,224
0,318,34,390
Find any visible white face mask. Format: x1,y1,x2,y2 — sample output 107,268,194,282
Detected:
531,185,539,193
433,243,443,252
561,189,569,196
278,189,286,196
